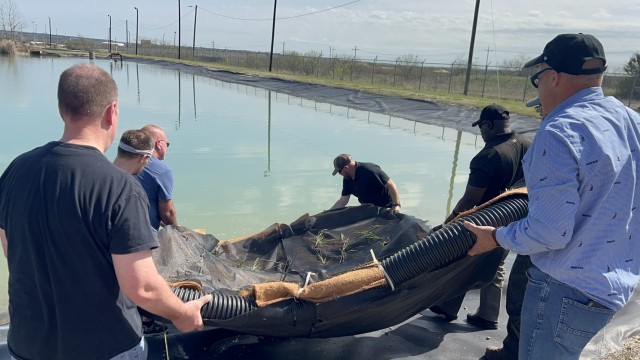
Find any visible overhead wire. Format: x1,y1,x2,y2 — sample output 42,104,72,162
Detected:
139,8,195,31
198,0,361,21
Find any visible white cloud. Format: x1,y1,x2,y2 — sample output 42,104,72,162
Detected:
15,0,640,68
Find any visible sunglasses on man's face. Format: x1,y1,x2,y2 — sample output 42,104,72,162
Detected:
530,67,555,88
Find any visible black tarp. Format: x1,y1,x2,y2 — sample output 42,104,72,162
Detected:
153,205,506,338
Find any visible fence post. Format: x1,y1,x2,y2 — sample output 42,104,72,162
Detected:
629,70,640,107
522,68,533,102
350,58,354,82
418,59,426,90
371,56,377,84
481,62,490,98
448,61,456,93
393,59,398,87
332,57,336,79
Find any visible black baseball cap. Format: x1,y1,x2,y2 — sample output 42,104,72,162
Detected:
471,104,510,127
524,33,607,75
332,154,352,176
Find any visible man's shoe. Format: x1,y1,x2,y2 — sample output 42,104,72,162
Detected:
429,305,457,322
466,313,498,330
483,345,513,360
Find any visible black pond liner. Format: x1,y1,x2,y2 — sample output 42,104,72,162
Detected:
170,194,529,322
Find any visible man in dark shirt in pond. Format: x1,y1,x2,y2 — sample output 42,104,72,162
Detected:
330,153,401,213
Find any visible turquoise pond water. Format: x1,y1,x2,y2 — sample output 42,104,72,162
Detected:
0,55,486,316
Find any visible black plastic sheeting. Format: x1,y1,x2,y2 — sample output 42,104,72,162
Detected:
153,204,510,338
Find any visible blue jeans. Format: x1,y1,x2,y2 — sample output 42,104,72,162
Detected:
11,338,147,360
519,266,615,360
109,337,147,360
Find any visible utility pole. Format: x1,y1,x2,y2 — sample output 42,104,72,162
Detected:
282,42,285,55
190,5,198,59
268,0,277,72
48,17,52,48
178,0,181,59
353,45,358,59
134,7,139,55
108,15,112,53
463,0,480,96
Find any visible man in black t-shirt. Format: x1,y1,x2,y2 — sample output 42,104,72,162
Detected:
330,153,401,213
430,104,531,331
0,64,211,360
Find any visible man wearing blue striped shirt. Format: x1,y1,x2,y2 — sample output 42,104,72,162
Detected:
465,33,640,360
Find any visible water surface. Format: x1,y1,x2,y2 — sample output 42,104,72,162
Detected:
0,55,487,319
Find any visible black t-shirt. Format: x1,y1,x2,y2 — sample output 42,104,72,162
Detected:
468,132,532,203
0,142,157,360
341,162,393,207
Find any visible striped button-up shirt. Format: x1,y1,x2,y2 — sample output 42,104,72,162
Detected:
496,87,640,311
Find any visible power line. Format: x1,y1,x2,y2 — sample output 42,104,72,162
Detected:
140,8,194,31
199,0,360,21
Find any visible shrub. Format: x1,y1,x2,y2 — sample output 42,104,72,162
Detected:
0,39,16,55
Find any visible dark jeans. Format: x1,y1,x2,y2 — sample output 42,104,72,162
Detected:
501,254,532,358
434,251,509,321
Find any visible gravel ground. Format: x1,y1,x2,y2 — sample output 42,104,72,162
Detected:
601,335,640,359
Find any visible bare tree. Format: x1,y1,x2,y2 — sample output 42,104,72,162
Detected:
396,54,420,81
501,53,530,75
0,0,22,41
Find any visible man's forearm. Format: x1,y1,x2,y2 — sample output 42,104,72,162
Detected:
331,196,349,209
113,251,210,332
385,180,401,206
159,200,178,226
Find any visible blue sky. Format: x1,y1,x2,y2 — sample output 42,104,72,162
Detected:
13,0,640,71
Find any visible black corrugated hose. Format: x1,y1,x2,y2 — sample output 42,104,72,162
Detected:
171,194,528,320
171,287,257,320
380,195,528,285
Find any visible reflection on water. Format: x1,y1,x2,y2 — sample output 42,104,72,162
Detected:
0,56,486,319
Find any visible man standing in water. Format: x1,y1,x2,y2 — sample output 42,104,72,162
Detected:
0,63,210,360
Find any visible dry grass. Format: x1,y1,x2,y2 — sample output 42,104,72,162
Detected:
0,40,17,55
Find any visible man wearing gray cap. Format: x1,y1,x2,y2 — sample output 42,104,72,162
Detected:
330,153,401,213
465,33,640,360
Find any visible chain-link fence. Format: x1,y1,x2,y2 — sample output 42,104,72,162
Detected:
119,43,639,110
12,30,635,111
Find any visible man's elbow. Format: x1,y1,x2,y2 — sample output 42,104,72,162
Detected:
159,200,178,225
